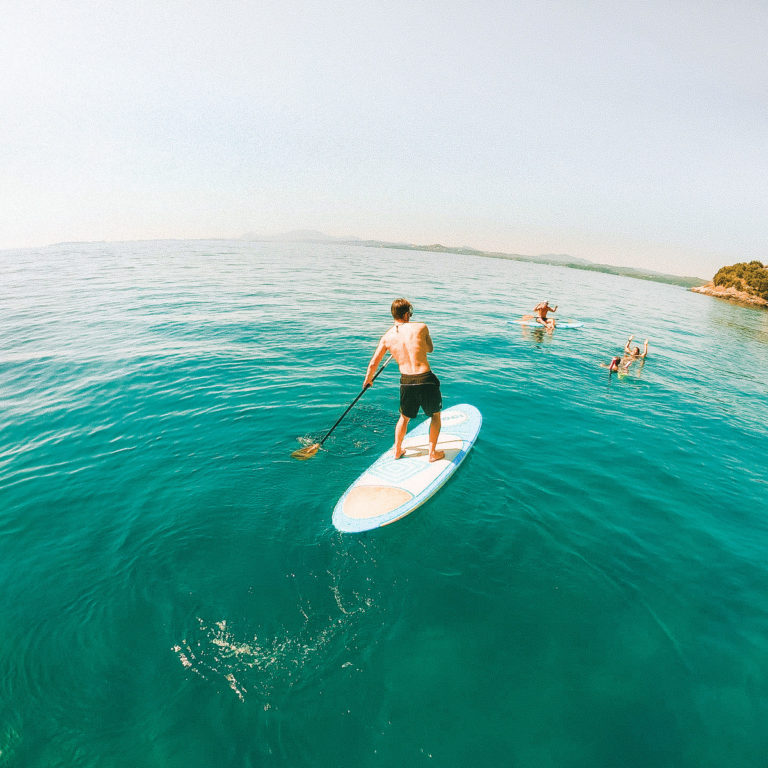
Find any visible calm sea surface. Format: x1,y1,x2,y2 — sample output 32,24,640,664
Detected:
1,240,766,767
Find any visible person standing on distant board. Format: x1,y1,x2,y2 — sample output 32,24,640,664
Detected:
533,301,558,330
363,298,445,463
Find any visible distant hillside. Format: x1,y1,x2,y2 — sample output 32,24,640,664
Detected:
692,260,768,307
240,231,706,288
337,239,705,289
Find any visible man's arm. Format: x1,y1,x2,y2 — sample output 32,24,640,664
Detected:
363,337,388,388
423,324,434,353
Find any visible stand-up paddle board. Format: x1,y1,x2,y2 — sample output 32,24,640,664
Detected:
332,403,482,533
509,319,584,329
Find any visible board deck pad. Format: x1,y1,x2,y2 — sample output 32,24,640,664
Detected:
332,403,482,533
509,319,584,329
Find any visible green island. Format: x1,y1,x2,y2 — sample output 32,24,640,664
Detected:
713,261,768,299
692,260,768,308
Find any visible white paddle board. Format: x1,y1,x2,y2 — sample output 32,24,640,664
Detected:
509,319,584,329
332,403,482,533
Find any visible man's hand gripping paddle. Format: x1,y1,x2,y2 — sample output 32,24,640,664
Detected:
291,355,393,460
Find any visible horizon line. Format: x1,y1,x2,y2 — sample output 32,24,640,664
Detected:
0,233,711,283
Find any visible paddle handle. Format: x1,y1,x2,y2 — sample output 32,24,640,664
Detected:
318,355,393,447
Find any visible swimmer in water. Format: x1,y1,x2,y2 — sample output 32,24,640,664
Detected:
603,335,649,375
605,355,629,374
624,335,649,359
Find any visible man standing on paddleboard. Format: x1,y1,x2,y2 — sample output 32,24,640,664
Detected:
363,298,445,463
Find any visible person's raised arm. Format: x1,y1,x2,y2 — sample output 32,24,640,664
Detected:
641,339,648,358
363,337,388,388
624,334,634,354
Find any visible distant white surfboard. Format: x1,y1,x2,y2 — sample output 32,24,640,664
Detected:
509,319,584,329
332,403,482,533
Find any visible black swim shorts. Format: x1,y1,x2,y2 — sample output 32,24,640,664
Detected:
399,371,442,419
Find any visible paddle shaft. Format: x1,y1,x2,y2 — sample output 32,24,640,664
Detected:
316,356,393,448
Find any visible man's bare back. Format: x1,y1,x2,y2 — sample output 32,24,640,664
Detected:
379,322,433,375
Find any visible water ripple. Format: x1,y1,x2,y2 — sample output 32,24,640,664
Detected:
1,240,767,768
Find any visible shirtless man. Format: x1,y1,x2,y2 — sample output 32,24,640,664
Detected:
363,298,444,462
532,301,558,330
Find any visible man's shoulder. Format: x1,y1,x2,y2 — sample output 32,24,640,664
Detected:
396,321,427,333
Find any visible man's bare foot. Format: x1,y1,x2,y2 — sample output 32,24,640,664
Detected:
428,450,445,463
394,448,406,460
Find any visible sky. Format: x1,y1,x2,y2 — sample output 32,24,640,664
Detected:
2,0,766,278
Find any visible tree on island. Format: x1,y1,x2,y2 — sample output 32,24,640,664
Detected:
712,260,768,300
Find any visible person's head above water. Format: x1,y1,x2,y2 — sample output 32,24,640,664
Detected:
391,298,413,321
609,356,622,371
631,346,641,355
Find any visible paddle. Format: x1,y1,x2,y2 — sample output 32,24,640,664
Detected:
291,355,393,460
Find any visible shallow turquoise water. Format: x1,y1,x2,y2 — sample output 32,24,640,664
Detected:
1,240,766,767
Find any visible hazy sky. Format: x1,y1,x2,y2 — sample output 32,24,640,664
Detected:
2,0,766,277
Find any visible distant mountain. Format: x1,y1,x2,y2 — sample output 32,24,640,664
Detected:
238,230,706,288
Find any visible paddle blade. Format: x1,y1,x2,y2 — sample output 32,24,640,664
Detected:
291,443,321,460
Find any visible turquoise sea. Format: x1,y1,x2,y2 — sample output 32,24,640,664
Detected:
1,240,767,767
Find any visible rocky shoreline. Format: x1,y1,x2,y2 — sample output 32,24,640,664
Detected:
691,283,768,308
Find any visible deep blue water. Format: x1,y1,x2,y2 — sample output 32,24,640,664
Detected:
1,240,766,767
